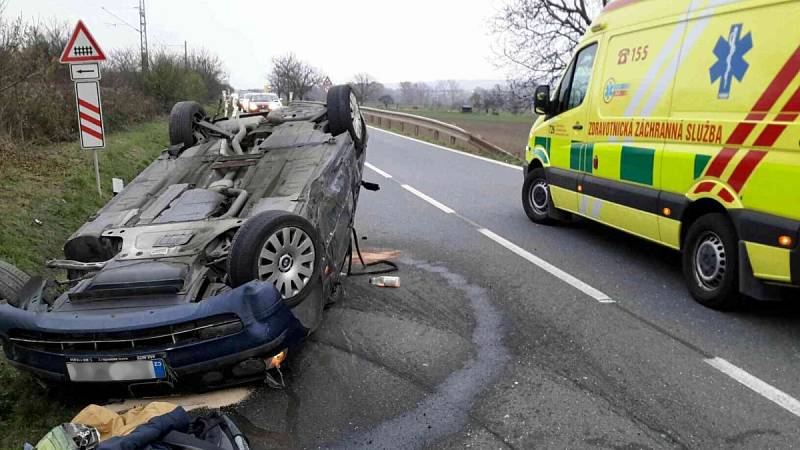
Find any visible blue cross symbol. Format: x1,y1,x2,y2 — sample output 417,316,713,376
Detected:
709,24,753,99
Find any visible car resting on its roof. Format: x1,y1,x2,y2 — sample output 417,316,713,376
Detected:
0,85,368,393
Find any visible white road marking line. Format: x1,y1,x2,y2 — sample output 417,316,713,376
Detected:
365,162,393,178
401,185,455,214
478,228,614,303
705,357,800,418
369,126,523,171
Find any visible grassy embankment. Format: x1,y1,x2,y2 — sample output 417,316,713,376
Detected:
0,119,168,448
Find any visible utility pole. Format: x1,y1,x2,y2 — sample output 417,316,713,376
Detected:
138,0,148,72
184,40,188,70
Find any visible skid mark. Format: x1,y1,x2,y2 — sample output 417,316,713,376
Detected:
328,257,510,449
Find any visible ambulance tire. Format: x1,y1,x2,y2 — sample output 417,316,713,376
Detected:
682,213,742,310
522,168,556,224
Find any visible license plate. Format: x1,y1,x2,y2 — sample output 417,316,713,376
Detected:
66,359,166,382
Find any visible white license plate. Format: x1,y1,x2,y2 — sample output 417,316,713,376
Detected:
66,359,166,382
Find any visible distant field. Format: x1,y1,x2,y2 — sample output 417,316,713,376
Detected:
397,108,533,157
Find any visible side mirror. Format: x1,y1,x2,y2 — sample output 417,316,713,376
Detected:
533,85,552,116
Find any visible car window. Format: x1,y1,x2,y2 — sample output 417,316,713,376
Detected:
565,43,597,111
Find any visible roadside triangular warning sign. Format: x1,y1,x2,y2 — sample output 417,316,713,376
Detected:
60,20,106,63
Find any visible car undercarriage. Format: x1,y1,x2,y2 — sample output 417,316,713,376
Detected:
0,85,368,392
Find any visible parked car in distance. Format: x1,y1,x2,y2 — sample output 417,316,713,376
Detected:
238,92,254,112
247,93,283,113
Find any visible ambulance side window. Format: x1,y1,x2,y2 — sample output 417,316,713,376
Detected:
553,43,598,115
567,44,598,110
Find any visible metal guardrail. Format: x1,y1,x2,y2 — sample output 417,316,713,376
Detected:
361,107,523,162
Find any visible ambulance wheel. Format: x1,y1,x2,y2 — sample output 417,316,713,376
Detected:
522,168,555,224
682,213,741,310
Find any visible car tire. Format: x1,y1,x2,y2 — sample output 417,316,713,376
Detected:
682,213,742,310
522,167,556,224
228,211,321,306
169,101,206,148
327,85,367,152
0,260,30,305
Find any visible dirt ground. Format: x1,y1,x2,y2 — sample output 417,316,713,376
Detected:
395,109,533,159
450,120,531,158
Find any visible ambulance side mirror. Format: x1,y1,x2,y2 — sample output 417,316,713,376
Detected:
533,85,552,116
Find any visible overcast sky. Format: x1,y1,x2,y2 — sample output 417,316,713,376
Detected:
5,0,508,88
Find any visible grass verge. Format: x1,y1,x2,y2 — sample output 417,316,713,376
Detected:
0,118,169,448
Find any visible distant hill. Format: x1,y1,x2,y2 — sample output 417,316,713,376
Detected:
383,79,506,91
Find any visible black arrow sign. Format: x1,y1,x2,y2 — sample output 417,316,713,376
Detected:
76,69,96,74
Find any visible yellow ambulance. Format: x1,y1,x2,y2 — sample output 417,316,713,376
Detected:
522,0,799,309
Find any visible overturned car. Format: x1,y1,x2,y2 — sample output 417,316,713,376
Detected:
0,85,368,392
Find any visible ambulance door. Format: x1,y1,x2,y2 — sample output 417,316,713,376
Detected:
585,17,684,244
543,42,599,214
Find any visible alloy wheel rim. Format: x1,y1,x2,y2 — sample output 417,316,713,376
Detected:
694,232,726,291
258,226,315,299
350,92,364,141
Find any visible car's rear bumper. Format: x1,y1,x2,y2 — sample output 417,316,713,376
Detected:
0,282,307,385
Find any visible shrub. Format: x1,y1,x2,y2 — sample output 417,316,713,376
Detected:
0,11,229,146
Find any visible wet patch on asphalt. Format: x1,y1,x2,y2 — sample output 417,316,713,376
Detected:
328,257,510,449
231,255,510,449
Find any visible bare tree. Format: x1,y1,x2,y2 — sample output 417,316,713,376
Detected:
350,73,383,104
267,53,324,101
445,80,464,108
471,88,487,113
378,94,395,109
399,81,415,105
414,82,432,108
491,0,607,86
486,84,507,114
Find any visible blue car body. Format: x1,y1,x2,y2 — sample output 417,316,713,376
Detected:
0,281,306,385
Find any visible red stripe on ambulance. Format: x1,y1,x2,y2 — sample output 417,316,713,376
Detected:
698,45,800,193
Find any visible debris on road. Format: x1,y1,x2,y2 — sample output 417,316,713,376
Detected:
369,276,401,288
28,402,252,449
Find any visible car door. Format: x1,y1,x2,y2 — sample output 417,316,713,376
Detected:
543,43,599,214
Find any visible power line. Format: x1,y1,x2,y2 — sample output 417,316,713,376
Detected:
100,7,139,33
100,3,147,72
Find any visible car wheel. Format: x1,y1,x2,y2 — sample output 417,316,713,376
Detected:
0,260,30,305
228,211,321,306
522,167,556,224
327,85,366,151
169,101,206,148
682,213,741,310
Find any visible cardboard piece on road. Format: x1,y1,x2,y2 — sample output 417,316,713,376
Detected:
102,387,254,413
60,20,106,63
70,62,101,81
74,81,105,149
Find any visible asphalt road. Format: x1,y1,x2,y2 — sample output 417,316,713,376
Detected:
232,127,800,449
